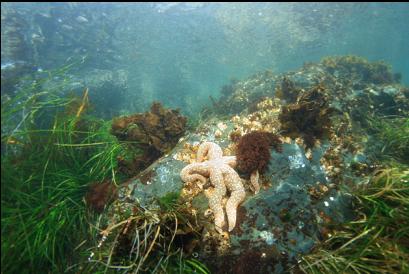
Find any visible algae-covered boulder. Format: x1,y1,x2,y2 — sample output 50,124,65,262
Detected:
116,116,355,273
98,56,408,273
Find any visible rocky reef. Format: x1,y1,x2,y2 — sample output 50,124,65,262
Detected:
89,56,408,273
321,55,401,86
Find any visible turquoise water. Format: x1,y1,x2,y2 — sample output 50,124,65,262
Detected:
2,3,408,116
1,3,408,274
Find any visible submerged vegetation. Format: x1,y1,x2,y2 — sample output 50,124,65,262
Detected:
1,115,121,272
1,64,126,273
1,63,206,274
367,116,409,164
81,191,209,273
1,54,408,274
1,2,409,273
279,84,334,148
300,166,409,273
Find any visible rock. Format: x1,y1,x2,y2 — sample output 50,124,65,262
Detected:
123,119,231,205
383,85,400,96
107,56,408,273
127,156,186,207
224,142,353,272
116,120,354,273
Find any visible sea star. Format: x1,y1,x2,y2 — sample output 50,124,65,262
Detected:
180,142,245,233
250,170,260,194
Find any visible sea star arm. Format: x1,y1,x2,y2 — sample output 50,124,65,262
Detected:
180,163,208,184
197,142,223,162
222,156,237,168
204,187,225,233
207,165,227,232
209,165,227,198
224,168,246,232
226,189,246,232
250,170,260,194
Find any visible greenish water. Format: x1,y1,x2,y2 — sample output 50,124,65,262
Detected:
2,3,408,117
1,3,408,274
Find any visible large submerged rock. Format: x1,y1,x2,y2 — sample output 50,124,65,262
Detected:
118,118,355,273
112,56,408,273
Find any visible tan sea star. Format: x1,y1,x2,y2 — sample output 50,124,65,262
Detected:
180,142,245,233
250,170,260,194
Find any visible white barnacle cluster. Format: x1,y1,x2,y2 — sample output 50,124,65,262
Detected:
259,230,276,245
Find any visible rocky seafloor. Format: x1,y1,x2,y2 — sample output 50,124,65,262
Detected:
91,56,408,273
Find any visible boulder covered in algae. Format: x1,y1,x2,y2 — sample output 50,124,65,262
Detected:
118,117,355,273
113,56,408,273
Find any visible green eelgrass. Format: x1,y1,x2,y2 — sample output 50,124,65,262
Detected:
1,115,125,273
164,256,211,274
300,165,409,274
367,116,409,164
1,62,127,273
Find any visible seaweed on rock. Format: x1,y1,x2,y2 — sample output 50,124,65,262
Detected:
236,130,282,174
322,55,400,86
111,102,187,176
111,101,187,152
83,191,209,273
206,71,276,116
279,84,334,148
275,76,302,103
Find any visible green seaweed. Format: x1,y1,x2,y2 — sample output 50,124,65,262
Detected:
158,191,181,212
366,116,409,164
1,63,126,273
300,166,409,274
